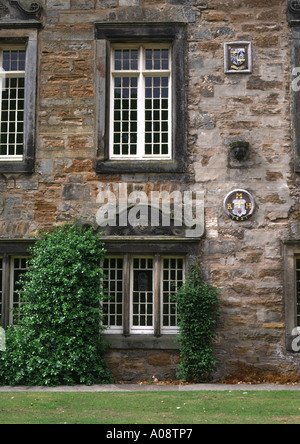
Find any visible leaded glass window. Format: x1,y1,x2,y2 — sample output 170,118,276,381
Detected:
103,254,184,335
0,47,26,160
110,44,172,160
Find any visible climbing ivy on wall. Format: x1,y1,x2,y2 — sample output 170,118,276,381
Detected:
173,263,220,383
0,223,112,386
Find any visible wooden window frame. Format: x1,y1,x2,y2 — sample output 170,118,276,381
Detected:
288,4,300,172
109,43,172,161
283,241,300,351
0,29,38,174
0,44,26,161
9,256,29,325
0,241,32,329
103,253,185,337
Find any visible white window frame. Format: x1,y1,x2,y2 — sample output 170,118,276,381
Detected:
160,256,185,334
102,256,124,334
0,257,2,327
109,43,172,161
103,254,184,336
9,256,29,325
130,256,155,334
0,44,26,162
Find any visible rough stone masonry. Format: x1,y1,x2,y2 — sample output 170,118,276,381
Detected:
1,0,300,382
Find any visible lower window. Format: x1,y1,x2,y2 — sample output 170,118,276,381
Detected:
0,255,29,327
0,251,186,338
296,257,300,328
283,242,300,350
103,255,185,335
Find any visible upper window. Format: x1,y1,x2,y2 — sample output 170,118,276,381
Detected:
110,44,172,160
0,1,41,173
0,45,26,161
95,23,187,174
289,4,300,172
0,30,38,174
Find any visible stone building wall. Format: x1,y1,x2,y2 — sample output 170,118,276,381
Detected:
1,0,300,382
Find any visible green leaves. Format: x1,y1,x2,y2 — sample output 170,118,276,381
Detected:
173,262,220,383
0,222,112,386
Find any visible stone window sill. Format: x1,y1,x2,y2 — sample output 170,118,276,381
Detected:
104,334,179,350
0,159,34,174
96,159,185,175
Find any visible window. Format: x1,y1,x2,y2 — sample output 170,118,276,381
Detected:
0,253,30,328
10,257,29,325
95,23,187,174
162,257,183,332
103,254,185,335
297,260,300,326
283,242,300,350
295,258,300,328
103,257,124,333
0,46,26,161
289,4,300,172
0,30,38,173
110,44,172,160
131,257,154,332
0,257,2,328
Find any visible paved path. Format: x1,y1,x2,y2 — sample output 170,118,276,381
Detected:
1,383,300,392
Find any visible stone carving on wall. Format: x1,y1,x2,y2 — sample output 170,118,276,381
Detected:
10,0,42,16
289,0,300,13
288,0,300,26
95,185,205,240
0,0,42,23
0,1,9,16
100,204,187,238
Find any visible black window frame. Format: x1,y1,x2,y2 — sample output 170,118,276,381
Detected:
95,22,187,175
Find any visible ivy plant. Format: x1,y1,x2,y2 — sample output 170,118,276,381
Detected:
0,223,112,386
173,263,220,383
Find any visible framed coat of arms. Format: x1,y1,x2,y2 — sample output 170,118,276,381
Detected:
224,42,252,74
224,189,255,221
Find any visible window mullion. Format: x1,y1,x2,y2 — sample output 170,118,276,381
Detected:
109,47,115,159
154,254,161,337
137,46,145,160
123,253,130,336
2,254,10,329
0,50,3,132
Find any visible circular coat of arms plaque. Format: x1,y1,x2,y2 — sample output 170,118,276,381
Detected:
224,189,255,221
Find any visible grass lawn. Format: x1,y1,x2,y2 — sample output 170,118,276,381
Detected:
1,391,300,424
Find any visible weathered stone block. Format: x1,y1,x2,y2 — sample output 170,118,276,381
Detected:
62,184,91,201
